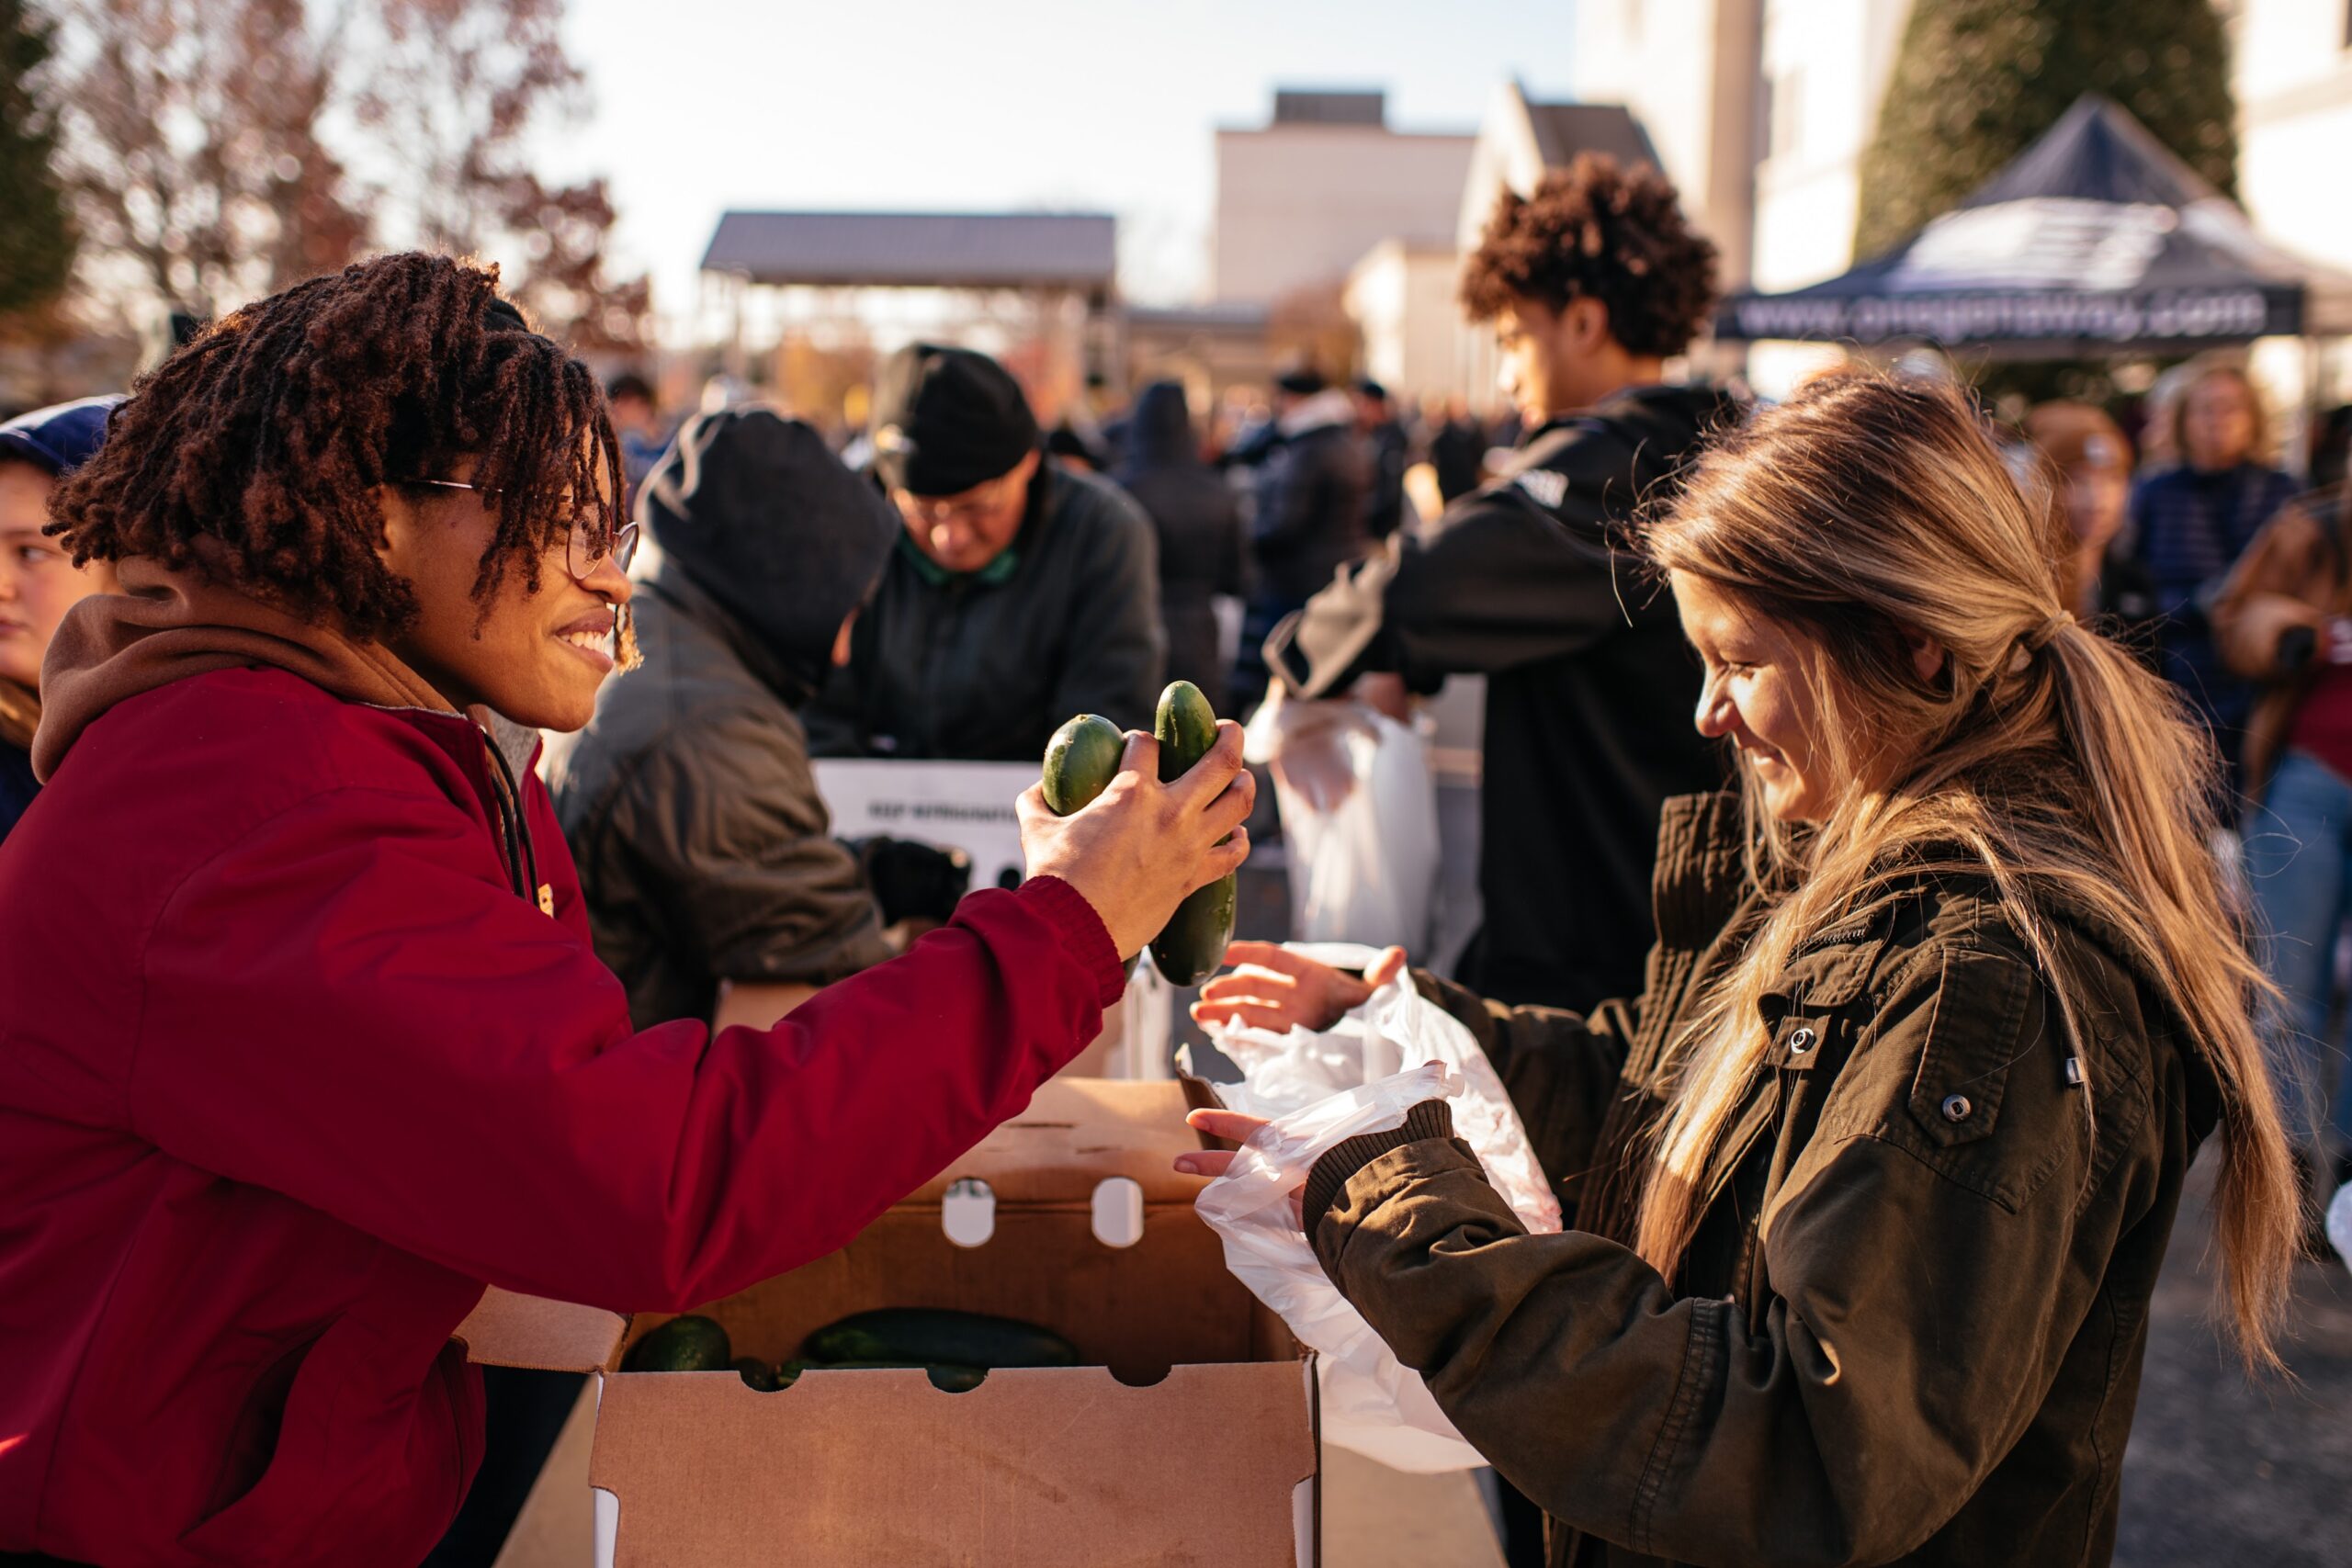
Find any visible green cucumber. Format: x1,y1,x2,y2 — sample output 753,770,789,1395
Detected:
622,1314,732,1373
731,1356,781,1391
1148,681,1238,987
801,1308,1078,1370
1042,714,1125,816
794,1359,989,1393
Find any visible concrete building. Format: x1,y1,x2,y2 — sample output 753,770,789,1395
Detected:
1569,0,1766,288
1212,90,1476,309
2233,0,2352,408
1343,241,1463,403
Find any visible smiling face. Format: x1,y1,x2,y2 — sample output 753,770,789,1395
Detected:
1671,569,1846,822
376,461,632,732
0,459,113,690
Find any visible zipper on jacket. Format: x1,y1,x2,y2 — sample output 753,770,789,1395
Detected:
473,724,545,909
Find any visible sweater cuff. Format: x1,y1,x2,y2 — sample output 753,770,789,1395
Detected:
1301,1099,1456,1236
1015,874,1130,1008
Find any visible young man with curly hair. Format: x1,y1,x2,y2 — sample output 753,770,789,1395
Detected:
1264,154,1738,1017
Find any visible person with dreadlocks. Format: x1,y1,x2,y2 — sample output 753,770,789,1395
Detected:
0,253,1251,1568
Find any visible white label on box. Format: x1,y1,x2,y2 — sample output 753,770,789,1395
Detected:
812,758,1035,893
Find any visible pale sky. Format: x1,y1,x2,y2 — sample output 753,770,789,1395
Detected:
539,0,1579,330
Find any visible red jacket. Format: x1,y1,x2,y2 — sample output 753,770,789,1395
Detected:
0,668,1123,1565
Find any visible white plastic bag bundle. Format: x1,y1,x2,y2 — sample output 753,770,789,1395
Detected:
1206,944,1562,1235
1190,952,1561,1472
1244,695,1440,953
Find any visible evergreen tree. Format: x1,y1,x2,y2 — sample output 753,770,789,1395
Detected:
0,0,74,320
1855,0,2239,258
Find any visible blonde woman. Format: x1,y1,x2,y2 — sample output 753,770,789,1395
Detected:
1181,371,2298,1568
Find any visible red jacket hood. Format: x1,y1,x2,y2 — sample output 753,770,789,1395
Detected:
34,554,453,782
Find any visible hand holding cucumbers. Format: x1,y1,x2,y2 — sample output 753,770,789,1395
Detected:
1019,685,1253,964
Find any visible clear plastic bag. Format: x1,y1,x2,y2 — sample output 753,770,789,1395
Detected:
1244,695,1440,953
1204,944,1562,1236
1193,1062,1487,1472
1190,953,1562,1472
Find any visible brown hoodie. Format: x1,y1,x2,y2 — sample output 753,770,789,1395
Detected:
34,555,454,784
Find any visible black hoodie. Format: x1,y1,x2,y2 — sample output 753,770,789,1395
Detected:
1267,383,1741,1012
545,409,899,1027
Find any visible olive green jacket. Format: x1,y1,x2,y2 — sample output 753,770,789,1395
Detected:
1310,794,2221,1568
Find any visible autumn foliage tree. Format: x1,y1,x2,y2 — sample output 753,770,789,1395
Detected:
0,0,75,321
1855,0,2239,258
45,0,646,345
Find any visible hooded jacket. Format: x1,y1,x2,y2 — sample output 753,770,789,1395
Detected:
544,409,898,1028
802,457,1164,760
0,560,1124,1566
1116,382,1246,715
0,394,121,844
1303,795,2222,1568
1268,384,1739,1011
1250,388,1371,609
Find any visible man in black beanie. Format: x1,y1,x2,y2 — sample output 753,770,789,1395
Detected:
804,343,1163,761
546,407,904,1032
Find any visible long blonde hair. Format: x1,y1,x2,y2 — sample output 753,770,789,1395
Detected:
1637,369,2298,1370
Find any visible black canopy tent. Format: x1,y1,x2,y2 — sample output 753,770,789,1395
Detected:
1718,95,2352,357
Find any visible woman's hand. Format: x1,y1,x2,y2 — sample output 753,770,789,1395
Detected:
1172,1107,1272,1180
1016,721,1253,960
1190,942,1408,1035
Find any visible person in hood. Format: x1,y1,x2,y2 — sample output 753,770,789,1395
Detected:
0,254,1252,1568
1183,371,2300,1568
1115,380,1246,716
544,405,900,1034
1353,378,1410,543
804,343,1164,760
1266,154,1736,1016
0,395,120,842
1233,367,1369,698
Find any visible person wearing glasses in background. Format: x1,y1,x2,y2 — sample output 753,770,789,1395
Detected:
0,255,1251,1568
804,342,1165,761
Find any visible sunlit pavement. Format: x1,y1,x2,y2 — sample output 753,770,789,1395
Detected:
2116,1160,2352,1566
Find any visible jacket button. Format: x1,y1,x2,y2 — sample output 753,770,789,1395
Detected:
1788,1027,1815,1055
1941,1093,1973,1123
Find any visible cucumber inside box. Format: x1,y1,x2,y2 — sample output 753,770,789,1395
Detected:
459,1077,1319,1567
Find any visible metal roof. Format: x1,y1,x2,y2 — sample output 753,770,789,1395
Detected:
1272,90,1386,127
1524,102,1660,174
700,211,1118,290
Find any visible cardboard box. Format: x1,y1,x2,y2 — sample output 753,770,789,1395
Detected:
458,1077,1318,1566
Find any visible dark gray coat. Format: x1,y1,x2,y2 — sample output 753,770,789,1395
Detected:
804,458,1165,760
546,410,898,1028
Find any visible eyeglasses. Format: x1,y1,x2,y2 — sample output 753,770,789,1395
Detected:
415,479,639,581
893,471,1023,530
